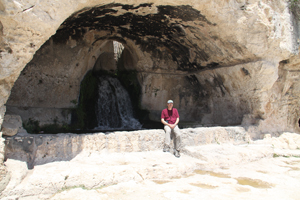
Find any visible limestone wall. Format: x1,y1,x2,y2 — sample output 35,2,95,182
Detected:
4,127,250,168
5,45,294,129
5,36,119,125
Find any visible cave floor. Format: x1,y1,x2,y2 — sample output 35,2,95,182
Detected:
2,135,300,200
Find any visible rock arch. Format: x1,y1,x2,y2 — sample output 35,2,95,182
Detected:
5,33,143,127
1,0,300,131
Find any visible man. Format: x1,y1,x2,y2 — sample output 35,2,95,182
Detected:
161,100,182,158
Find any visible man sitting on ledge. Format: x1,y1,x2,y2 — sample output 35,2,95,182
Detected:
161,100,182,158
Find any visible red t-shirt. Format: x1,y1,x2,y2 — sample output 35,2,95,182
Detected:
161,108,179,124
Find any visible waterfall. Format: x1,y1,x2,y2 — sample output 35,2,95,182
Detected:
95,76,142,130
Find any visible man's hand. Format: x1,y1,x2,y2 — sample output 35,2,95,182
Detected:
168,118,179,129
168,124,176,129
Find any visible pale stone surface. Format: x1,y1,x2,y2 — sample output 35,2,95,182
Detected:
4,127,250,167
1,131,300,200
0,170,10,195
2,159,28,193
268,132,300,150
0,130,9,193
182,143,274,169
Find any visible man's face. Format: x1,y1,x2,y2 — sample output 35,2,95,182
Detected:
167,103,173,110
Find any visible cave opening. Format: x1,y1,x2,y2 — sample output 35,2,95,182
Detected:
72,40,145,132
4,3,258,134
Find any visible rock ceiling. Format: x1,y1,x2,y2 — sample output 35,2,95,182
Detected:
54,3,254,72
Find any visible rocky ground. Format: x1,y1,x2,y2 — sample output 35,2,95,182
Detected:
1,131,300,200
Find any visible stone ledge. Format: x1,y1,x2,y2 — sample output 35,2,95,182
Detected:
4,127,250,168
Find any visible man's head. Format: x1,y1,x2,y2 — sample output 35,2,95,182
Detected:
167,100,173,110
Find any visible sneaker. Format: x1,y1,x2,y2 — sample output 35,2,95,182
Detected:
163,146,170,152
174,150,180,158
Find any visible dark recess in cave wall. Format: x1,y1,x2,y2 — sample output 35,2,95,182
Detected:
71,70,98,129
73,66,154,130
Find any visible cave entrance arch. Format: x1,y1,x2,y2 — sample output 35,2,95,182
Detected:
5,32,145,133
75,40,143,131
4,2,262,134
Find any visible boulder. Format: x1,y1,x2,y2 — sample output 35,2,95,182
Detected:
1,115,26,136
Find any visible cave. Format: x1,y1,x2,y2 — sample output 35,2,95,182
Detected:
6,36,146,132
1,2,300,134
5,3,255,133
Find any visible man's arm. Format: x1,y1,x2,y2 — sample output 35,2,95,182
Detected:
174,117,179,126
161,118,168,125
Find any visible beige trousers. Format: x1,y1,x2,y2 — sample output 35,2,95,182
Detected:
164,125,181,151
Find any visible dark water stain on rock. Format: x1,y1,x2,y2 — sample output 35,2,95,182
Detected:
235,177,274,189
152,180,171,184
52,3,222,72
190,183,218,189
194,169,231,178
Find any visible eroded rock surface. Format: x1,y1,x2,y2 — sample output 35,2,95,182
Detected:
4,127,250,168
1,129,300,200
